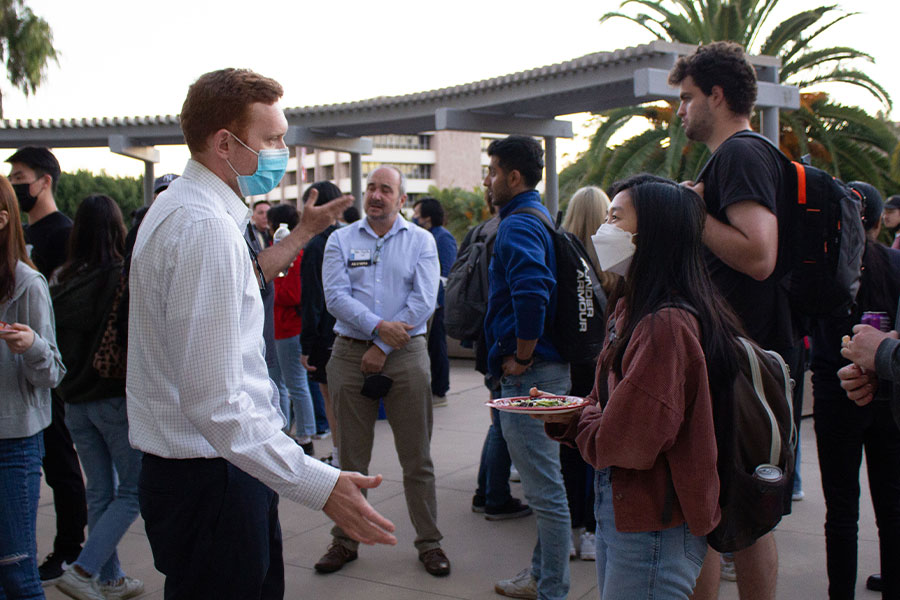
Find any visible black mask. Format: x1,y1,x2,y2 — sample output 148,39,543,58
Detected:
12,182,38,213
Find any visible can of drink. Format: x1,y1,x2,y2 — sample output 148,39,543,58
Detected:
861,311,891,333
753,464,783,483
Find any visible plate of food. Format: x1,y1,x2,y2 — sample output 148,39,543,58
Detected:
0,320,16,333
486,395,589,415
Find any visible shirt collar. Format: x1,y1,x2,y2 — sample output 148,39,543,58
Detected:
361,214,410,239
499,189,542,218
182,159,253,229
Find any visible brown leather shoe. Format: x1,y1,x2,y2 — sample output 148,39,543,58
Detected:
419,548,451,576
314,543,357,574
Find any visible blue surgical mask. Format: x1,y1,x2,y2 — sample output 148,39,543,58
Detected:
226,132,289,197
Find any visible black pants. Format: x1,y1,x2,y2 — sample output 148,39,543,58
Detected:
814,395,900,599
427,306,450,397
139,455,284,600
42,392,87,558
561,362,596,531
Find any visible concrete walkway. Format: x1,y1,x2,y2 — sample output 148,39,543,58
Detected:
40,360,883,599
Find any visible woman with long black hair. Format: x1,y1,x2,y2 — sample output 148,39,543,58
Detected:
50,194,144,600
542,174,743,599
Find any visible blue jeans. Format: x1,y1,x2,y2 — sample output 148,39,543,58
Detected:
274,336,315,438
475,375,513,508
594,469,707,599
309,381,329,434
64,399,143,583
498,359,571,600
267,363,289,429
0,433,44,600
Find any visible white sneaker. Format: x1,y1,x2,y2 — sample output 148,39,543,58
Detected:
792,489,805,501
509,466,521,482
569,527,583,560
720,555,737,582
57,569,105,600
432,395,448,407
579,531,597,561
495,567,537,599
100,575,144,600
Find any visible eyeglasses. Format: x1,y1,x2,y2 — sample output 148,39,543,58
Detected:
373,237,385,265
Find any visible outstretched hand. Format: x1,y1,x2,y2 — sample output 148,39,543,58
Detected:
300,188,354,237
323,472,397,546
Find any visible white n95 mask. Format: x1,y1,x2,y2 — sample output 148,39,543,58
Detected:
591,223,635,277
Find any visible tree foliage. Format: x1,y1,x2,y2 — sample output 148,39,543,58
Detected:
427,185,490,242
0,0,58,117
55,170,143,222
561,1,900,196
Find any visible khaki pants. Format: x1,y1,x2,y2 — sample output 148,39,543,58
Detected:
326,335,441,552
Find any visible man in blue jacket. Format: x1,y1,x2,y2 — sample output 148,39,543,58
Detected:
484,136,570,600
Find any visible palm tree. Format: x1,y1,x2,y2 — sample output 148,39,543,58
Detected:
560,1,900,195
0,0,58,118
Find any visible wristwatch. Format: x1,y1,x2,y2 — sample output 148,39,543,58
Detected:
514,354,533,366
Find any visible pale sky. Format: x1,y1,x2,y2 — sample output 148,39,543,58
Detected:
2,0,899,178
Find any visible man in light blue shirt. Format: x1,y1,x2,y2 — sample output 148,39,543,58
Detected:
317,165,451,577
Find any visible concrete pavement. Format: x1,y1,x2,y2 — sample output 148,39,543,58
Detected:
39,360,883,599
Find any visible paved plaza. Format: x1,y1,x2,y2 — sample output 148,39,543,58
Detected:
39,361,882,599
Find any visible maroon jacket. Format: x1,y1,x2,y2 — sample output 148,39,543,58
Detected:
548,300,721,535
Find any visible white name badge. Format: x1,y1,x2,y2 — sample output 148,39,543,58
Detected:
348,248,373,268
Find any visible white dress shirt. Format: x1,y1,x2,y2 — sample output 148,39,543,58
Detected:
323,215,439,355
127,159,339,509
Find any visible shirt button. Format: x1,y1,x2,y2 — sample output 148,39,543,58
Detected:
615,494,623,500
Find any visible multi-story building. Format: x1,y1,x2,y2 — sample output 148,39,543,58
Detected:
250,130,541,205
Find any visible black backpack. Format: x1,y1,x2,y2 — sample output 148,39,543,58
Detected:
511,207,607,365
733,131,865,318
660,306,797,553
707,336,797,552
444,216,500,342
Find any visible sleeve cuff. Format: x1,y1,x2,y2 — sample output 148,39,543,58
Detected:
22,334,50,366
875,338,900,380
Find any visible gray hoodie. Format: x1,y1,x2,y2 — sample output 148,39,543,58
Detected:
0,260,66,438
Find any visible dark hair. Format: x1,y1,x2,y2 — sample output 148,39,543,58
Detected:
252,200,271,210
847,181,882,231
0,176,35,301
302,181,343,207
56,194,126,284
668,41,758,117
413,197,445,227
342,206,360,223
603,173,743,414
6,146,61,192
486,136,544,188
180,68,283,154
267,203,299,231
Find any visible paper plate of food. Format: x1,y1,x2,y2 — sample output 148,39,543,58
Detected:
0,320,16,333
487,394,589,415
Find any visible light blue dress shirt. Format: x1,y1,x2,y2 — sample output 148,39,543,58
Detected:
323,215,439,355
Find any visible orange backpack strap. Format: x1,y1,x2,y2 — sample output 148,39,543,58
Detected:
792,162,806,206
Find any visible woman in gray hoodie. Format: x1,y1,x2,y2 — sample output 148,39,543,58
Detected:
0,175,66,599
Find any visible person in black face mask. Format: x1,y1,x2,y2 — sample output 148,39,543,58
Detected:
5,145,88,586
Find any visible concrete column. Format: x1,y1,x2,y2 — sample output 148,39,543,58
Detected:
761,106,780,146
544,136,558,219
350,152,363,211
144,161,154,206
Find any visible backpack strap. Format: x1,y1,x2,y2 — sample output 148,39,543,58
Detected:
509,206,555,232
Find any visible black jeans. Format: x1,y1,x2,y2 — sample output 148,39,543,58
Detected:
42,392,87,558
814,394,900,599
427,306,450,397
139,455,284,600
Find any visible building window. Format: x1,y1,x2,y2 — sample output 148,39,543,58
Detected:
286,171,297,186
371,134,431,150
324,165,335,180
361,163,433,180
305,168,315,183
